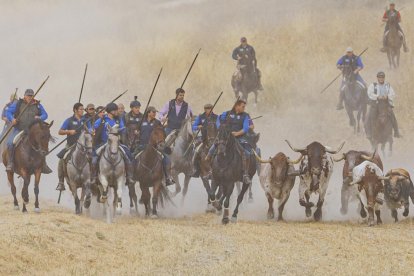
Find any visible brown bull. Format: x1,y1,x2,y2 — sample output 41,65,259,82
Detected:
384,169,414,222
255,151,302,221
333,150,383,217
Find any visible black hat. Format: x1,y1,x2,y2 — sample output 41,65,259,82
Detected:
106,102,119,113
24,89,35,96
130,96,141,108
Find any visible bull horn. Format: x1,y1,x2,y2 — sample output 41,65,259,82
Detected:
288,155,303,165
378,176,390,181
325,141,345,154
288,170,301,177
333,153,346,162
252,149,271,164
361,149,377,162
285,140,306,153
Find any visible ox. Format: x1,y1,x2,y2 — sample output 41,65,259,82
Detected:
286,140,345,221
350,161,386,226
384,169,414,222
333,150,383,217
254,151,302,221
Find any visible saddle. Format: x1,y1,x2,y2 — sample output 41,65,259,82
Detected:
12,131,25,147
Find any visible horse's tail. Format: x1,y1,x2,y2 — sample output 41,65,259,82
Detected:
158,184,176,208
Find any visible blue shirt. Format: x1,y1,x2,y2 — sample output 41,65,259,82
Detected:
5,100,48,122
94,115,125,144
217,111,250,134
336,56,364,68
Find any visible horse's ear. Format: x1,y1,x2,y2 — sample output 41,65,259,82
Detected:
48,120,54,129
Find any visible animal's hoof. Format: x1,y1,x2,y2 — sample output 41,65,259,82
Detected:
248,197,254,203
267,213,275,220
216,209,223,216
13,205,19,211
150,214,158,219
205,204,215,213
138,198,144,204
368,219,375,227
277,217,285,222
403,210,409,217
340,207,348,215
84,198,91,209
34,208,41,213
360,209,367,218
222,217,230,225
75,209,81,215
377,219,383,225
305,208,312,218
314,209,322,221
231,216,238,223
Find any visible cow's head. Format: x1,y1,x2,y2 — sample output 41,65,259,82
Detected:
286,140,345,190
384,170,411,201
254,151,302,185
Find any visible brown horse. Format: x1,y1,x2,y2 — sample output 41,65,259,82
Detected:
2,120,54,212
134,126,173,217
370,99,393,156
385,13,403,68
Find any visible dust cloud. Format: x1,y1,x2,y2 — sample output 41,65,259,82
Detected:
1,0,414,223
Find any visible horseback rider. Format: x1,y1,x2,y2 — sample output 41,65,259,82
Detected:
232,37,264,91
336,47,367,110
365,71,401,139
4,89,51,173
123,97,143,152
118,103,126,122
206,99,253,185
138,106,175,186
159,88,193,136
55,103,85,191
191,103,218,177
381,1,409,53
83,104,95,120
1,93,18,137
90,102,134,186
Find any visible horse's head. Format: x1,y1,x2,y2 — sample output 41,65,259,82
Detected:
217,124,233,156
388,10,399,26
342,65,356,85
126,123,139,148
150,126,166,150
204,120,218,147
377,99,390,125
28,120,54,156
107,124,120,154
79,125,94,159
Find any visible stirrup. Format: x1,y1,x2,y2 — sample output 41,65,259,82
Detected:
56,182,65,191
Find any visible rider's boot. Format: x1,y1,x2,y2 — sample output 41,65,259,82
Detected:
124,158,135,186
56,159,65,191
6,145,14,172
241,152,252,185
336,90,345,110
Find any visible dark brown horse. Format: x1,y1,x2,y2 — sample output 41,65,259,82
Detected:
2,120,54,212
134,126,173,218
385,12,403,68
124,122,140,213
370,99,393,156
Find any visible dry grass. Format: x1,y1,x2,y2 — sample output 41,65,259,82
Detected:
1,197,414,275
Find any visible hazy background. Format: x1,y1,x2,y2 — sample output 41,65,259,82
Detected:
1,0,414,222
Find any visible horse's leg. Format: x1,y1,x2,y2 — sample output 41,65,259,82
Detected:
7,172,19,210
80,185,86,214
222,182,235,224
357,109,362,133
21,172,31,213
381,143,386,157
172,170,181,197
387,51,392,69
70,180,81,215
181,175,191,204
213,181,223,211
151,182,161,218
201,177,214,212
140,182,150,216
116,178,124,215
248,182,253,203
254,91,258,106
231,181,250,222
128,183,139,216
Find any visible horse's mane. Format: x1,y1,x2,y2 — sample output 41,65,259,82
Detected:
28,119,45,129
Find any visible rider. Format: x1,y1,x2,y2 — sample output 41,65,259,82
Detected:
365,71,400,139
5,89,51,173
55,103,85,191
90,102,134,186
1,93,18,137
206,99,253,185
118,103,126,122
381,1,409,53
336,47,367,110
191,103,217,177
158,88,193,136
123,97,143,153
232,37,264,91
83,104,95,120
138,106,175,186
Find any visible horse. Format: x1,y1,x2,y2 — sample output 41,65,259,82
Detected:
63,127,94,215
134,126,173,217
341,67,367,133
124,122,140,214
96,124,126,223
211,124,256,224
231,63,260,105
385,12,403,68
170,117,195,199
197,119,221,212
1,120,54,212
370,99,393,156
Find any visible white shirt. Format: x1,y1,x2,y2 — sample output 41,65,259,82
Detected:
367,82,395,106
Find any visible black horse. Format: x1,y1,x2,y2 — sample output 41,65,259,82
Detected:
231,63,260,106
211,124,256,224
341,66,367,133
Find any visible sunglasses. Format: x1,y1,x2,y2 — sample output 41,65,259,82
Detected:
88,108,95,111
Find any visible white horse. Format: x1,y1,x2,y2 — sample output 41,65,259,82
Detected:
97,124,126,223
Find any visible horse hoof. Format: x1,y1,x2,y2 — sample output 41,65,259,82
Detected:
13,206,19,211
267,213,275,220
216,209,223,216
205,204,215,213
222,217,230,225
360,209,367,218
75,209,81,215
34,208,41,213
248,197,254,203
84,199,91,209
305,208,312,218
151,214,158,219
340,207,348,215
314,210,322,221
231,216,237,223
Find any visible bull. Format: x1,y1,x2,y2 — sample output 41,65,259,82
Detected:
383,169,414,222
350,161,386,226
254,151,302,221
333,150,383,217
286,140,345,221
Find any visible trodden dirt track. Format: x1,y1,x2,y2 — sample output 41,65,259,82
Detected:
0,197,413,275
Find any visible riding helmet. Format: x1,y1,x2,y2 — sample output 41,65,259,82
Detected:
130,96,141,108
106,102,119,113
